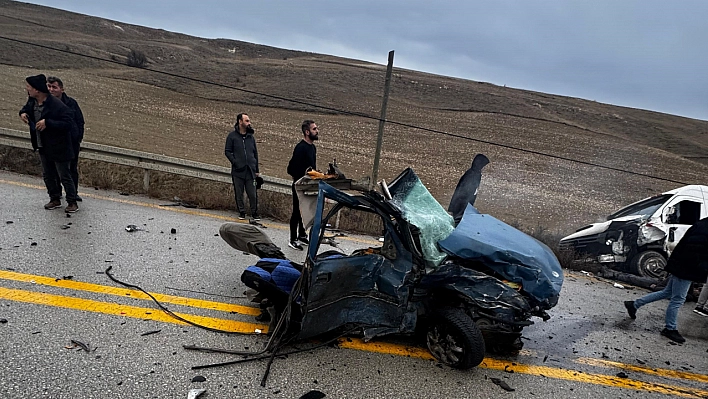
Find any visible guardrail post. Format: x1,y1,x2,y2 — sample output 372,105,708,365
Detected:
143,169,150,192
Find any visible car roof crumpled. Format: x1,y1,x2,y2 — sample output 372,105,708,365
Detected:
438,204,564,307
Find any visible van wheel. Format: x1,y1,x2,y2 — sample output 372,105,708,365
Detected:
426,307,485,369
630,250,667,279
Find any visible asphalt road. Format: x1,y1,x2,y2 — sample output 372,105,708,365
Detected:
0,170,706,399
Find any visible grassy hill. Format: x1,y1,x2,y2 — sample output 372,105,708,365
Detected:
1,0,707,234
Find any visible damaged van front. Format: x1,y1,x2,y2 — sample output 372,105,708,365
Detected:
559,185,708,279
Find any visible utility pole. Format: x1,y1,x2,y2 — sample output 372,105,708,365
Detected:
371,50,394,189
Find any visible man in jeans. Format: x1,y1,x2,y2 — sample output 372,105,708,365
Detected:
224,113,260,220
19,74,78,213
624,217,708,343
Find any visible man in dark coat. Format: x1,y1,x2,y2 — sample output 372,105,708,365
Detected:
47,76,85,201
224,113,260,220
623,217,708,343
285,119,318,251
19,74,78,213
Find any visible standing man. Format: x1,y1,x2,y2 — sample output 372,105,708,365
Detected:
19,74,78,213
623,217,708,343
225,113,260,220
47,76,85,201
286,120,318,250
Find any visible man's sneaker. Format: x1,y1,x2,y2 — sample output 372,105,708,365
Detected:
251,213,261,221
44,199,61,210
75,195,83,202
624,301,637,319
65,202,79,213
238,212,246,220
693,306,708,317
660,328,685,343
298,236,309,245
288,241,304,251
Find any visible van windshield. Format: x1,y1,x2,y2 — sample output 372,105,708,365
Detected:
607,194,672,220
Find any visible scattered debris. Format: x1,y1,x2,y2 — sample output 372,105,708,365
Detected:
187,388,206,399
125,225,142,232
249,220,266,228
60,225,71,230
636,359,646,365
6,221,13,224
171,228,177,234
63,275,74,280
613,283,625,289
66,213,71,218
490,377,515,392
0,318,7,324
119,192,130,196
141,330,161,337
30,242,37,246
68,339,91,352
191,375,206,383
616,372,628,378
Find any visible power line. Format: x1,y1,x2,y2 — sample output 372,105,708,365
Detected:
0,33,692,186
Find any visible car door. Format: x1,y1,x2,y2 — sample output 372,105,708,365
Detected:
662,197,705,255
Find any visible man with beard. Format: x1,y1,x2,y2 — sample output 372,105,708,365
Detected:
286,120,319,250
225,113,260,220
19,74,78,213
47,76,85,201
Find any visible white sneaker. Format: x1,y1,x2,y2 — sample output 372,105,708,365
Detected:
288,241,304,251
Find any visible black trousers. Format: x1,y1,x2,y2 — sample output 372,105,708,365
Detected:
231,173,258,215
289,183,306,241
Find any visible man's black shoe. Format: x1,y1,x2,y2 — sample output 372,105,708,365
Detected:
660,328,685,343
75,195,83,202
298,236,309,245
624,301,637,319
252,213,261,221
288,241,304,251
238,212,246,220
693,306,708,317
255,311,271,322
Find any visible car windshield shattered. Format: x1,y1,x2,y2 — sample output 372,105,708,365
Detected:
218,155,564,370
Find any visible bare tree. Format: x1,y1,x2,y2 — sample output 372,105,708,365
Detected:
127,49,147,68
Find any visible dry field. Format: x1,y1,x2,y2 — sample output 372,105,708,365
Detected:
1,0,707,237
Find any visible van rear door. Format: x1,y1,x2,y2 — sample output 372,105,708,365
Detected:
662,196,706,255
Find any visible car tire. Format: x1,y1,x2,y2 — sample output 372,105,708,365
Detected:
426,307,485,369
630,250,667,279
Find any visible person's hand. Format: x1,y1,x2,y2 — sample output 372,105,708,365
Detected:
20,113,29,124
36,119,46,131
255,173,260,177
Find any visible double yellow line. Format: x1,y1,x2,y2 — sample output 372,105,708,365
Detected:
0,269,706,398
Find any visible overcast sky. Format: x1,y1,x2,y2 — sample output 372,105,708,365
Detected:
22,0,708,121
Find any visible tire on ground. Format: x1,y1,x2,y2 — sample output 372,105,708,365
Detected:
426,307,485,369
630,250,667,279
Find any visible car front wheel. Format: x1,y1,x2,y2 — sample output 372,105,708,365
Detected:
426,307,485,369
630,250,667,279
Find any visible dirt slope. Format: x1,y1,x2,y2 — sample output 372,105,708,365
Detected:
1,0,707,233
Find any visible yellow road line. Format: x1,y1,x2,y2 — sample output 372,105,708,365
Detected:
0,286,268,334
0,269,260,316
339,338,708,398
0,178,380,245
576,357,708,384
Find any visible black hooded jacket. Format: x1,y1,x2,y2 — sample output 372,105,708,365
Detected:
664,217,708,283
19,95,74,162
224,127,259,178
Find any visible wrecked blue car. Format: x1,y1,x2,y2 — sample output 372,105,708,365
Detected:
221,156,563,369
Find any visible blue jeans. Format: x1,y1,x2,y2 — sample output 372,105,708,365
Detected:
634,274,691,330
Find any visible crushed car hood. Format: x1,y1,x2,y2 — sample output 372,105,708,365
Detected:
438,204,564,308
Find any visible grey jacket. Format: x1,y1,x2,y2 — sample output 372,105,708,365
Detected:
225,128,259,178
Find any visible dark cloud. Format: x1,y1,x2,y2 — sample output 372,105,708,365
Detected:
25,0,708,120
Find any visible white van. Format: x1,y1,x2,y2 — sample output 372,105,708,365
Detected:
559,185,708,278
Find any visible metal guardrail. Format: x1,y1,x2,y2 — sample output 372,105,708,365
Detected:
0,127,292,194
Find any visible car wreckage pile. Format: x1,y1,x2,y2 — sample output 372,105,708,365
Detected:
207,154,564,378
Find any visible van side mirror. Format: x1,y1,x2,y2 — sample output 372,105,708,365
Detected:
665,206,678,224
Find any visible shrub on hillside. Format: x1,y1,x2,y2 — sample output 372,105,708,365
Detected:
127,49,147,68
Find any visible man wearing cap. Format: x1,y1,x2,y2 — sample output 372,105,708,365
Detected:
47,76,85,201
224,113,260,220
19,74,78,213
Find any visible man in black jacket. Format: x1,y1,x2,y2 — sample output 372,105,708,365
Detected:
623,217,708,343
19,74,78,213
47,76,85,201
224,113,260,220
286,120,318,250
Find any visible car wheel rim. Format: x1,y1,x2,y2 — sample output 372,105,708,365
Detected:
427,326,464,365
643,256,667,279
